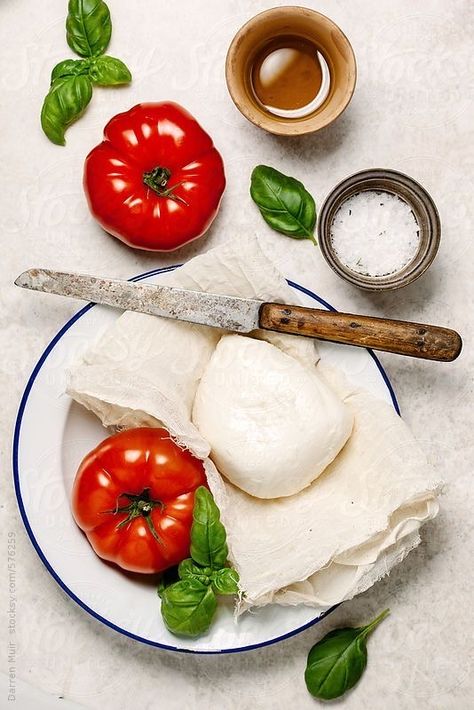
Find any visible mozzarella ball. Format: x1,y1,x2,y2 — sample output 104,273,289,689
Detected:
192,334,353,498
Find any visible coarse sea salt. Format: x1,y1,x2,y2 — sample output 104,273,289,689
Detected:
330,190,421,277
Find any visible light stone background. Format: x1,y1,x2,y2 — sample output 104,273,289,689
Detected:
1,0,473,708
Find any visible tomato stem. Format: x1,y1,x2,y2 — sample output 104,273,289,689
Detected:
102,488,164,545
143,166,188,205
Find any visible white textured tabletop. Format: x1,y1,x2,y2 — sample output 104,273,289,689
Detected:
1,0,473,708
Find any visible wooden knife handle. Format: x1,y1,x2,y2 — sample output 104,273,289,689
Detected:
259,303,462,362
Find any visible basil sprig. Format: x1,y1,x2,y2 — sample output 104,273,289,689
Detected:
250,165,317,244
305,609,390,700
159,487,239,638
41,1,131,145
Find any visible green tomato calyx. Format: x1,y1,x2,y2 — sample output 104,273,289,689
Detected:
102,487,164,543
143,166,188,205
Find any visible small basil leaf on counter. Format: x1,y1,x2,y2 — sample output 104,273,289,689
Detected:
190,486,228,570
305,609,390,700
50,58,90,84
157,565,179,599
250,165,317,243
211,568,240,596
41,74,93,145
66,0,112,58
160,578,217,638
89,55,132,85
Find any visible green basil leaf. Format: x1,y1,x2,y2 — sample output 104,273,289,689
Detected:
178,558,212,584
41,74,93,145
250,165,317,242
89,55,132,85
305,609,390,700
211,568,239,596
157,565,179,599
50,58,90,84
160,578,217,637
190,487,228,570
66,0,112,58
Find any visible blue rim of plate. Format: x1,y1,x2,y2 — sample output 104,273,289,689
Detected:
12,266,400,655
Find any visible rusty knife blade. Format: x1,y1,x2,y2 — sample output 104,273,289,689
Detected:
14,268,263,333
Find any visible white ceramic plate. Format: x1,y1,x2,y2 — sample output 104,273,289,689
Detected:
13,267,399,654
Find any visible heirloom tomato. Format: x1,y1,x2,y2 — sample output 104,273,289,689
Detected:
72,427,207,573
84,102,225,251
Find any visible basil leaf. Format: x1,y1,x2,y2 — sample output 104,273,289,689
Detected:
250,165,317,242
50,58,90,84
305,609,390,700
160,579,217,638
157,565,179,599
211,568,239,596
66,0,112,58
41,74,92,145
178,558,212,584
89,55,132,85
157,492,239,639
190,487,228,570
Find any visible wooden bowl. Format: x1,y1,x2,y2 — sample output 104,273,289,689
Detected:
225,6,357,136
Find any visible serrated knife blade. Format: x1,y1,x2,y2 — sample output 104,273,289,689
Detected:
14,268,263,333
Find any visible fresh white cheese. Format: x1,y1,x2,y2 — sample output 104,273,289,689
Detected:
192,334,353,498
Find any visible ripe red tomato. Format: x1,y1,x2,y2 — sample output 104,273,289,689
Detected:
83,102,226,251
72,428,207,573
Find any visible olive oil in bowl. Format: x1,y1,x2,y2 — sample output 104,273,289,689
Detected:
250,36,331,119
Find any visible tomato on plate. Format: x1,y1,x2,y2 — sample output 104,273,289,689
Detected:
83,102,226,251
72,428,207,573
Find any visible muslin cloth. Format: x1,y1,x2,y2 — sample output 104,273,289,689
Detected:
67,236,440,614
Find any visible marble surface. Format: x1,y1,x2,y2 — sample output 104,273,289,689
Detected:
1,0,473,707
